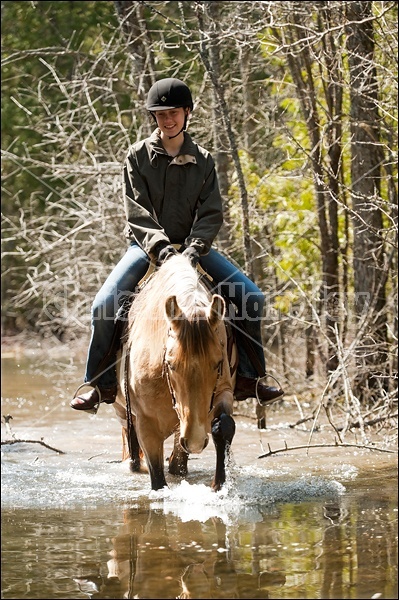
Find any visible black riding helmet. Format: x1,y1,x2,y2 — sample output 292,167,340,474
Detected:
146,78,194,111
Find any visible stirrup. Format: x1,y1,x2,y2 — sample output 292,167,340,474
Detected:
71,383,101,415
255,373,284,406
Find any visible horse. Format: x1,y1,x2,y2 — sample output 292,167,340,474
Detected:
113,254,236,491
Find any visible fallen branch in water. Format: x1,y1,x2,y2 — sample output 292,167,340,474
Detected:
258,441,397,459
1,438,65,454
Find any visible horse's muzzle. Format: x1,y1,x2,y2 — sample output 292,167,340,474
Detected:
180,435,209,454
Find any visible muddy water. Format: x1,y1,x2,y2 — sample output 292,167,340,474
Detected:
1,352,398,599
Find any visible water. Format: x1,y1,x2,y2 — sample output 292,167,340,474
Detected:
1,351,398,599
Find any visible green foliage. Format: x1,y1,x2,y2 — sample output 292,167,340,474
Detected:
229,150,320,313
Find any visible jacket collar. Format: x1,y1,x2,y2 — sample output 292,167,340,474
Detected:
149,129,197,159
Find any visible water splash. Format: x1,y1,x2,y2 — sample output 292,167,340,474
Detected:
151,480,238,523
2,443,345,511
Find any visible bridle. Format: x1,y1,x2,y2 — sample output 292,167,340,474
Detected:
162,331,224,417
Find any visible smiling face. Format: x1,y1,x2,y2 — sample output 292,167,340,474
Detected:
153,107,189,139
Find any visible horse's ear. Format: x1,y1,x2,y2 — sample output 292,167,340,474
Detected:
165,295,182,325
208,294,225,328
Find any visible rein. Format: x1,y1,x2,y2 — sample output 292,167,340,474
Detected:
123,344,135,459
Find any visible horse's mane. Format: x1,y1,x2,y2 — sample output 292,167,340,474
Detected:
128,255,220,369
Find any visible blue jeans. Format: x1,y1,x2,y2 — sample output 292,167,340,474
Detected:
84,243,266,387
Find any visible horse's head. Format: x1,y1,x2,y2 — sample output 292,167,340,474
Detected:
164,293,226,454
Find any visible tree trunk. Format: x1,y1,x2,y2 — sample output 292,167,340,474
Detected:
272,3,341,374
196,1,254,279
346,1,388,401
113,0,155,136
207,1,232,253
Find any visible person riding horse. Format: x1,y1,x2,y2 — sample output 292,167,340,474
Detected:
70,77,285,412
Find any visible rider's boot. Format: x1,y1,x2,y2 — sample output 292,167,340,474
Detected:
234,375,284,405
70,385,117,411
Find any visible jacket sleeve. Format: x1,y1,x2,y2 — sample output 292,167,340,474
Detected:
184,155,224,254
123,149,170,258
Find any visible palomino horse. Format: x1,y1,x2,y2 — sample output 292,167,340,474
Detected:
113,254,236,491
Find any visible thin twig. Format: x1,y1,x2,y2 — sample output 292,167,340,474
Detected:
289,414,316,428
289,410,398,432
325,405,344,443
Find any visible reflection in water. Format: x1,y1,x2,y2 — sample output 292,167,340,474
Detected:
4,477,393,600
1,470,398,599
74,509,250,599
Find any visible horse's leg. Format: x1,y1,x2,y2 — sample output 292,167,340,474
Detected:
146,450,167,491
168,429,189,477
211,413,236,492
136,423,167,490
114,399,145,472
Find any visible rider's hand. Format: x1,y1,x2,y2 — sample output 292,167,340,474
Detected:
182,245,200,267
156,243,178,266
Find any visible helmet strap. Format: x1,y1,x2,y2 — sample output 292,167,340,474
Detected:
168,125,185,140
168,113,188,139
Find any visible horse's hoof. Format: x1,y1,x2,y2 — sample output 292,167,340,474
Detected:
211,480,224,492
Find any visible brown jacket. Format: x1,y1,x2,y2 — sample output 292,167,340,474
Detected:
123,129,223,257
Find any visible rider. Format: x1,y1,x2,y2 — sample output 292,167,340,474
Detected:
70,77,285,411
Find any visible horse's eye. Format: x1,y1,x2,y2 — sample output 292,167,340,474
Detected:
167,361,176,371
